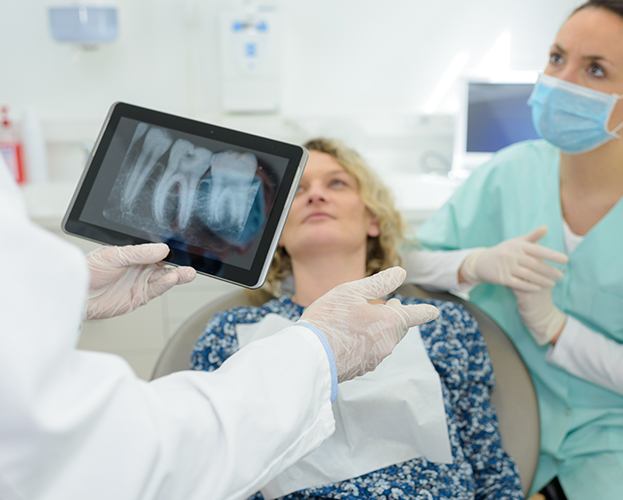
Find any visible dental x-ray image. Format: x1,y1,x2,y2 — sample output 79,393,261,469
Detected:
64,103,305,285
102,119,280,267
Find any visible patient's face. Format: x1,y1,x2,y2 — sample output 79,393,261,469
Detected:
279,151,379,258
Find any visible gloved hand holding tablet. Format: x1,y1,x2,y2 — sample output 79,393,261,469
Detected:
63,102,308,288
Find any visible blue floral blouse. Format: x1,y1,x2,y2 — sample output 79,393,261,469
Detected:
191,295,523,499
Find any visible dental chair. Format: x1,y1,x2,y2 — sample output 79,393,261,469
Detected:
151,285,540,495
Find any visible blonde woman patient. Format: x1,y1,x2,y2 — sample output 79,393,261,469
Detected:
191,138,522,499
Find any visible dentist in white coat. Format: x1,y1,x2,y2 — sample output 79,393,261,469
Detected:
0,158,438,500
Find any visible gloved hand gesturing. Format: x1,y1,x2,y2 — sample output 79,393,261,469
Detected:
459,226,568,292
514,286,567,345
86,243,196,320
300,267,440,382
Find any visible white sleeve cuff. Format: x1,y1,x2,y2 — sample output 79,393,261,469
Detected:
296,321,339,402
546,316,581,364
547,316,623,395
403,249,475,293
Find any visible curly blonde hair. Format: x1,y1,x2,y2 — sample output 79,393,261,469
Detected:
263,137,405,295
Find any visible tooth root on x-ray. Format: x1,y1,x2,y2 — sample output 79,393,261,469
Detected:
131,122,149,145
204,151,259,233
118,123,149,210
152,139,213,230
121,128,173,212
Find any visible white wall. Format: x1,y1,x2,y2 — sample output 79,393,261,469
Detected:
2,0,584,185
281,0,578,115
4,0,581,119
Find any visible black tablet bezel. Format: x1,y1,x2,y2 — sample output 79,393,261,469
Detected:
63,102,307,288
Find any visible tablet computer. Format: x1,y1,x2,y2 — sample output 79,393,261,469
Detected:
63,102,308,288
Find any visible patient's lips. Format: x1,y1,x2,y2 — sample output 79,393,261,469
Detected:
303,211,334,223
121,127,173,212
152,139,212,230
202,151,259,234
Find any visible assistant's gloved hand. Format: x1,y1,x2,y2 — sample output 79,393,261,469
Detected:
459,226,568,292
86,243,196,320
300,267,440,382
514,286,567,345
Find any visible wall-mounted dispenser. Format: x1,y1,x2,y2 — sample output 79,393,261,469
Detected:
220,2,281,113
48,2,119,49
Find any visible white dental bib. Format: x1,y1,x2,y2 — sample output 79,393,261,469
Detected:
236,313,452,499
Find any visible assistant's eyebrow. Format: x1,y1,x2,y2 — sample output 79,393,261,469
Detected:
581,54,611,63
553,42,612,63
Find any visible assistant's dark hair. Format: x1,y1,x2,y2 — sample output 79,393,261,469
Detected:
572,0,623,19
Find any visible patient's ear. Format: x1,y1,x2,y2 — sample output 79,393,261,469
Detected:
367,215,380,237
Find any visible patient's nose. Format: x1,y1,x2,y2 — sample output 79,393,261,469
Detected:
305,182,327,204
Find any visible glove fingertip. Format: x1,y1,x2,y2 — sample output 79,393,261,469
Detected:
372,266,407,293
150,267,195,292
342,266,406,300
177,266,196,283
146,242,171,259
553,252,569,264
420,304,440,322
387,301,439,326
147,272,179,299
525,225,548,242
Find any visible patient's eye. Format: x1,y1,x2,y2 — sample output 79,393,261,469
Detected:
329,178,348,189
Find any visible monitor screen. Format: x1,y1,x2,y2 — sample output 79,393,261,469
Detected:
466,82,539,153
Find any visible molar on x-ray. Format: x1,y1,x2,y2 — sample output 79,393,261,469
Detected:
121,126,173,213
198,151,260,236
152,139,212,230
104,121,270,256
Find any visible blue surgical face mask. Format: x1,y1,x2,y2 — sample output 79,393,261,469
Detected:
528,74,623,154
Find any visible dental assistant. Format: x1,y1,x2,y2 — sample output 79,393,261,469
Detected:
0,158,439,500
406,1,623,498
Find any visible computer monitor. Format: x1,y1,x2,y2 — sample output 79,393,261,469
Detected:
452,78,540,178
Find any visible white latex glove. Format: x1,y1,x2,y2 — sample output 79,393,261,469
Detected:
86,243,196,320
459,226,568,292
514,286,567,345
300,267,440,382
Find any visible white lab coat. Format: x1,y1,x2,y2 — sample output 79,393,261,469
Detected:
0,162,335,500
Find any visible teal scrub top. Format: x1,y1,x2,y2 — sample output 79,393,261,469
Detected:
417,140,623,498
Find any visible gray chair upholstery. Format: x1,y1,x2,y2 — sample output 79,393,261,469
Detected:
151,285,539,495
398,285,539,495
